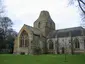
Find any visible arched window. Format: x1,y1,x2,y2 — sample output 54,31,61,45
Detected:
74,38,80,48
48,40,53,49
20,30,29,47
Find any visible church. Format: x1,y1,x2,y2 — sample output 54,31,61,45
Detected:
14,11,85,54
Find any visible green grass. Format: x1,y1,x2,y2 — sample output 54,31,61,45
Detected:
0,54,85,64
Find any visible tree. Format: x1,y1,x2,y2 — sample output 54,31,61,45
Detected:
0,0,17,53
0,28,4,49
69,0,85,27
69,0,85,14
0,17,17,53
0,28,4,40
0,0,4,17
0,0,5,51
6,29,17,53
0,17,13,39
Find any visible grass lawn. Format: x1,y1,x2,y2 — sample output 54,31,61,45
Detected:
0,54,85,64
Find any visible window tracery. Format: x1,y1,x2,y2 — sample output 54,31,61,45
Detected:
19,30,29,47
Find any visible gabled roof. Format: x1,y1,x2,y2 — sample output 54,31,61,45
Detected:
57,26,83,33
24,24,42,35
47,26,85,38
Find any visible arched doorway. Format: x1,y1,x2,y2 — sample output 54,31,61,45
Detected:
19,30,29,47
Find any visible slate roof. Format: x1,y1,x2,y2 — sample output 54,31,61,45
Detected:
57,26,83,32
25,24,42,35
47,26,85,38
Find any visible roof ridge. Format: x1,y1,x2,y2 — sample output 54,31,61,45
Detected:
56,26,83,31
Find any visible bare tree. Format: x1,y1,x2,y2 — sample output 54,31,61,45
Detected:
0,17,13,39
0,0,4,17
69,0,85,27
0,0,17,53
69,0,85,13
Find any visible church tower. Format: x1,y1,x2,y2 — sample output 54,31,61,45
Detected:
34,11,55,37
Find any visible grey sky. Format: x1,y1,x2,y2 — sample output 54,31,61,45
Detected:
4,0,81,32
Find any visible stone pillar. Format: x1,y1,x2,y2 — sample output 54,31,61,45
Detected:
17,36,20,54
53,40,57,54
47,39,49,53
81,29,85,51
69,31,74,54
29,40,33,55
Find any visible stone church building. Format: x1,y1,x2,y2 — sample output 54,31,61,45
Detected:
14,11,85,54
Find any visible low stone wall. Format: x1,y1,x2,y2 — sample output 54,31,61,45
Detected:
0,49,10,54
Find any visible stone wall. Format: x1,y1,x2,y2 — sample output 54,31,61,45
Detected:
47,36,85,54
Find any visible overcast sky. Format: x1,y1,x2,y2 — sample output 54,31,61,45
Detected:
4,0,81,32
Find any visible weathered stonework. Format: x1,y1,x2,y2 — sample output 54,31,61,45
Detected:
14,10,85,54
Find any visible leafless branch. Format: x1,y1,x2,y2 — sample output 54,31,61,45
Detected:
78,0,85,14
